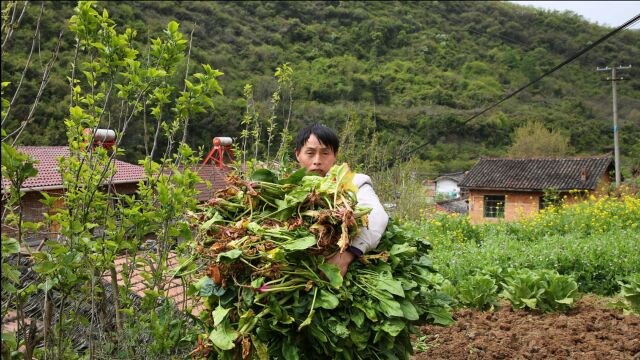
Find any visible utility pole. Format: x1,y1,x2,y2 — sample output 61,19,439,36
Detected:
596,65,631,186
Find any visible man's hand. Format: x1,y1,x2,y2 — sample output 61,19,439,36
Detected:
326,251,356,277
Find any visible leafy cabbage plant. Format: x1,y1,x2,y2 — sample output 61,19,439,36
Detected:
500,269,580,312
455,274,499,310
609,273,640,315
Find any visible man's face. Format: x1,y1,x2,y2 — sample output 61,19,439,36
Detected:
295,134,337,176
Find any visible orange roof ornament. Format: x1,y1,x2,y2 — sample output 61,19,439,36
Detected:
203,137,234,169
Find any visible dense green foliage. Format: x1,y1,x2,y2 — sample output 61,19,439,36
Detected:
2,3,213,357
414,194,640,296
2,1,640,177
508,120,573,157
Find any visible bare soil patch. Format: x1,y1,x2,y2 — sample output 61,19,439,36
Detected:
413,296,640,360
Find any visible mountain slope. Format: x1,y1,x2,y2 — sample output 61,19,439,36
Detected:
2,1,639,175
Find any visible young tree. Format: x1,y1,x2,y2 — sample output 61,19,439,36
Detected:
2,2,222,357
508,120,573,157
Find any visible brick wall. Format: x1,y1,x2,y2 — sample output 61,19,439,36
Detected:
462,173,611,224
468,190,543,224
1,190,64,249
468,189,591,224
2,182,139,250
463,160,613,225
112,182,139,195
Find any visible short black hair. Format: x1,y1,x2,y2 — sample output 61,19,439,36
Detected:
294,123,340,154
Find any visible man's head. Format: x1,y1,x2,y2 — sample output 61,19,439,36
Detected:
294,123,339,176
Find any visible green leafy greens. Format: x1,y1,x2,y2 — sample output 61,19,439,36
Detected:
188,164,453,359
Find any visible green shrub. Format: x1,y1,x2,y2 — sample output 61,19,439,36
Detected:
611,274,640,315
500,269,580,313
455,274,499,310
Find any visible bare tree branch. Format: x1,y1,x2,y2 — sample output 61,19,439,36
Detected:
69,38,80,108
1,1,28,53
1,2,43,127
6,27,64,145
179,24,196,147
149,106,163,160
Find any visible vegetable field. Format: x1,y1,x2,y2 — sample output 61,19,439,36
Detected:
409,193,640,358
185,170,639,359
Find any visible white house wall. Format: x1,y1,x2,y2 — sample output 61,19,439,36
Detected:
436,179,460,197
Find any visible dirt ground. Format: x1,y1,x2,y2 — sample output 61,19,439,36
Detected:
413,296,640,360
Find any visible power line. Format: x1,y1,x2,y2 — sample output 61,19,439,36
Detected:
465,27,531,50
385,13,640,169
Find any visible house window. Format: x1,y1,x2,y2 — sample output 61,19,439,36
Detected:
539,195,561,210
539,196,546,210
483,195,505,218
538,190,562,210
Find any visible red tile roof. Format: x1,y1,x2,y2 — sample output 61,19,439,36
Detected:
177,164,231,202
105,251,204,316
1,252,205,335
1,310,42,334
1,146,146,192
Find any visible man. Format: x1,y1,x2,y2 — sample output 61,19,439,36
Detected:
294,123,389,276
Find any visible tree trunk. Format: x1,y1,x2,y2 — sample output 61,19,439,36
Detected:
43,290,53,354
110,266,123,332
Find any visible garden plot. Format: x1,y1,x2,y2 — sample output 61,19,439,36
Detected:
413,296,640,359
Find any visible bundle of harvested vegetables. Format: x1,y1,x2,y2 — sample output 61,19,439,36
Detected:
188,164,453,359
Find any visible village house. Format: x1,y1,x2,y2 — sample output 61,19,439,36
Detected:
1,142,232,242
1,145,231,337
1,146,147,249
434,171,466,199
458,155,613,224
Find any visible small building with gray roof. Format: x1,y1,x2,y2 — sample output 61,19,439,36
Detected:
458,155,613,224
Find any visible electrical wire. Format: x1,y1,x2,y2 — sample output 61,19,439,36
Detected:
465,27,531,50
384,13,640,169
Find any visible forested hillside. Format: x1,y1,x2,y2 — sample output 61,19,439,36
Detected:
3,1,639,176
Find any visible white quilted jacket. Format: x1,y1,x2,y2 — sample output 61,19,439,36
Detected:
351,174,389,254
